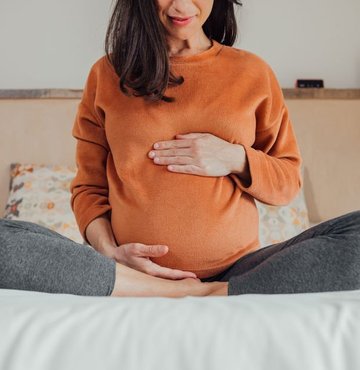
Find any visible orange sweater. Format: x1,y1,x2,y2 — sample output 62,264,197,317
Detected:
70,39,302,279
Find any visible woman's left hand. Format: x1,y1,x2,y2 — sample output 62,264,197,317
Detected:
148,132,245,177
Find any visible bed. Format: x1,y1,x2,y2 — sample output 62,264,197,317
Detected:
0,90,360,370
1,289,360,370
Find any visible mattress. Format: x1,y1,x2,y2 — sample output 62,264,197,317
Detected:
1,288,360,370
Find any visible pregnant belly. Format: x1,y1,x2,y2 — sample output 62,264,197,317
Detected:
109,178,260,278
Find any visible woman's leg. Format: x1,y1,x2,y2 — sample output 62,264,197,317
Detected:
0,218,116,296
208,210,360,295
0,218,222,297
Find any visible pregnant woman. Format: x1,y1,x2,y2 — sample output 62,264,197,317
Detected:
1,0,360,297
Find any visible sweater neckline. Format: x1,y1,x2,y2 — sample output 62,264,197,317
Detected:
169,39,223,64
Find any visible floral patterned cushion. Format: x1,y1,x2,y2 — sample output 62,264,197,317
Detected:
255,170,310,247
4,163,84,244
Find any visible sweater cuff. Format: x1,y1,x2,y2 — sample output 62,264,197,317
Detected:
77,206,112,245
228,144,262,195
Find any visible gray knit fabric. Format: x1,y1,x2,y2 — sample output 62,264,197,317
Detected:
201,210,360,295
0,218,116,296
1,211,359,297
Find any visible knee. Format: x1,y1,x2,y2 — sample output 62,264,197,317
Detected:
0,218,11,230
347,210,360,220
331,210,360,236
0,218,26,232
0,234,17,289
341,239,360,290
345,210,360,233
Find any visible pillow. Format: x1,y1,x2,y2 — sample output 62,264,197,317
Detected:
255,167,310,247
4,163,84,244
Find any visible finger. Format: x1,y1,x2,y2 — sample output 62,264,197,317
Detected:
153,156,193,166
153,139,191,150
132,244,169,257
151,148,193,157
176,133,207,138
167,164,204,174
148,263,198,280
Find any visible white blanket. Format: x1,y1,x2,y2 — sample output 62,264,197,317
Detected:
1,288,360,370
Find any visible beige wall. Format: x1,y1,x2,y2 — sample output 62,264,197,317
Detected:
0,0,359,89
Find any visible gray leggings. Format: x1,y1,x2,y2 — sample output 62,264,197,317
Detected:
202,210,360,295
1,210,360,296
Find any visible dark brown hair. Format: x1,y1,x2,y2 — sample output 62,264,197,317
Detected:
104,0,243,103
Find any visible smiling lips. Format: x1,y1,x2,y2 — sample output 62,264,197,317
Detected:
169,16,194,26
171,16,191,20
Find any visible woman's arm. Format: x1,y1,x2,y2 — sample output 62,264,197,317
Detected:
148,62,301,207
70,61,112,244
85,213,118,257
228,65,303,206
229,144,251,187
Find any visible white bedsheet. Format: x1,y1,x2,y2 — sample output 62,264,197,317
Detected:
1,288,360,370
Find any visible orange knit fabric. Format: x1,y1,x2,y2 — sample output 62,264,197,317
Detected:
70,39,303,279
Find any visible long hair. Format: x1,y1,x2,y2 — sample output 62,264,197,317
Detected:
104,0,243,103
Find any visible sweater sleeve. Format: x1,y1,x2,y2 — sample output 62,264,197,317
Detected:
70,62,112,243
228,64,303,206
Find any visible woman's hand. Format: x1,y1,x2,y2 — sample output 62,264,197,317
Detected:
148,132,248,177
104,242,200,280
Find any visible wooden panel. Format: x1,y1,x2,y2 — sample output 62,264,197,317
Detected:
288,100,360,222
0,89,83,99
1,88,360,100
283,89,360,100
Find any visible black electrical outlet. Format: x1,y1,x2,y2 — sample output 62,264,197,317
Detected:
296,79,324,88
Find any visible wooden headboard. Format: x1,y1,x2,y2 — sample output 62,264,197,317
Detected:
1,89,359,223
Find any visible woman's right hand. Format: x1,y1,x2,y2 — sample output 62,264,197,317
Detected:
104,242,199,280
